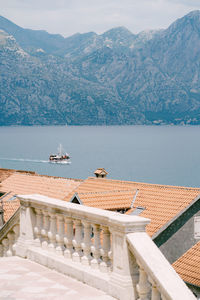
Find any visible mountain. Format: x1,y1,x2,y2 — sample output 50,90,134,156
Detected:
0,16,65,54
0,11,200,125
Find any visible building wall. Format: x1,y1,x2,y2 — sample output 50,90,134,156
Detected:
154,199,200,264
186,283,200,299
159,211,200,263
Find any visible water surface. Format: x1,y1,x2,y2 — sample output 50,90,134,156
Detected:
0,125,199,187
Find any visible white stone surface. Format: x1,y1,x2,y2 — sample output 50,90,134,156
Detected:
14,193,196,300
127,232,196,300
17,193,150,230
0,256,116,300
16,193,150,300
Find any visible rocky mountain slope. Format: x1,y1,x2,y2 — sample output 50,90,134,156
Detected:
0,11,200,125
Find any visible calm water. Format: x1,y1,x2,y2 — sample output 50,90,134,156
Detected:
0,125,200,187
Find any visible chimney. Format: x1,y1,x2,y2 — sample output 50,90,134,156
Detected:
94,168,108,178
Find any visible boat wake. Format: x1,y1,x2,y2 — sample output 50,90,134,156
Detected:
0,157,71,164
0,157,49,163
49,160,71,164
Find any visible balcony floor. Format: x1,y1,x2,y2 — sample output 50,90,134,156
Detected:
0,256,116,300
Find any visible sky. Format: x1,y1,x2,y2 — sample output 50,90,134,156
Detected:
0,0,200,37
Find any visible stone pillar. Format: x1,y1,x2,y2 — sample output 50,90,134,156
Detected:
34,208,43,246
151,284,161,300
48,212,57,252
72,219,83,262
100,226,111,272
131,257,139,299
2,238,9,256
81,221,92,265
15,200,36,258
91,224,101,269
149,277,161,300
108,241,113,272
0,244,3,257
41,211,50,250
0,206,4,228
64,217,74,259
108,214,150,300
56,214,64,255
136,264,151,300
12,224,20,255
7,232,15,256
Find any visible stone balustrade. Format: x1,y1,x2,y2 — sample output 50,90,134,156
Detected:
0,209,20,257
15,194,195,300
127,232,195,300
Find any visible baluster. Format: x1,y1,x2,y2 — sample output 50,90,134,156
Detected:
72,219,83,262
91,224,101,269
137,264,151,300
151,285,161,300
64,217,74,259
131,258,139,299
34,208,43,246
41,211,50,250
0,244,3,257
2,238,9,256
100,226,111,272
81,221,92,265
108,237,113,272
149,278,161,300
48,212,57,252
12,224,20,255
56,214,64,255
7,232,15,256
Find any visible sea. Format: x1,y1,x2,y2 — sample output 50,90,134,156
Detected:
0,125,200,188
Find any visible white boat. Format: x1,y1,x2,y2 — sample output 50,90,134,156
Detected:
49,144,70,163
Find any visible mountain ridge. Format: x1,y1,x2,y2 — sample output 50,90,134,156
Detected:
0,11,200,125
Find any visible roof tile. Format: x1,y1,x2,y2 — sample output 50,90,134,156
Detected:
75,189,136,210
0,172,81,222
1,172,200,239
65,177,200,236
173,241,200,287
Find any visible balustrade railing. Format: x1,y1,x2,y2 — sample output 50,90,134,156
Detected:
126,232,196,300
15,194,195,300
0,209,20,257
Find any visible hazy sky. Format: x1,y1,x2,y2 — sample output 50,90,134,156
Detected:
0,0,200,37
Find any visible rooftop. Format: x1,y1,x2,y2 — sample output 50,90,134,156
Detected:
0,168,17,182
173,241,200,287
1,169,200,238
72,189,137,210
65,177,200,237
0,171,81,222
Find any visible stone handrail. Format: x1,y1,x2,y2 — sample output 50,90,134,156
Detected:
127,232,195,300
15,194,195,300
0,208,20,257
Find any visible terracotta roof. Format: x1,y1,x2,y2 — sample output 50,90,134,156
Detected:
0,193,20,222
65,177,200,237
0,172,81,222
73,189,136,210
173,241,200,287
1,169,200,239
0,168,16,183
